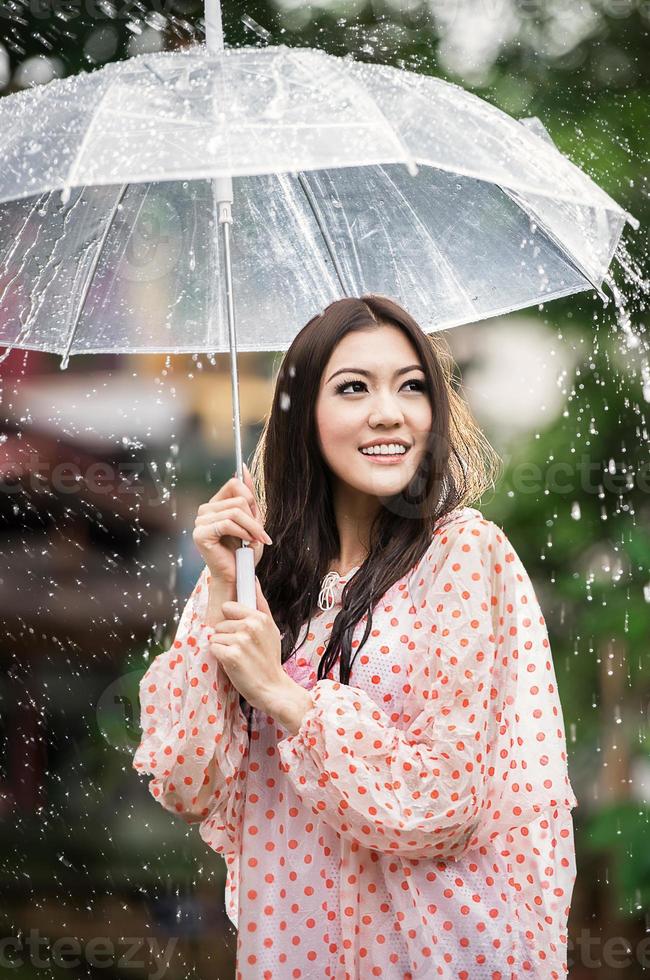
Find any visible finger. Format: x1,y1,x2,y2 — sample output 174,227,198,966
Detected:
209,478,242,503
194,505,259,534
221,476,256,512
221,599,257,620
243,463,259,518
193,518,251,547
195,512,270,545
196,515,267,544
208,637,239,666
209,475,255,507
199,496,254,519
210,621,239,633
209,632,241,646
255,576,271,614
194,506,250,525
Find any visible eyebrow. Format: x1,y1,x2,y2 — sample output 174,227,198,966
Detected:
327,364,425,384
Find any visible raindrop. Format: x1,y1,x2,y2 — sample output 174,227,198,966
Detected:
241,14,272,42
144,11,167,31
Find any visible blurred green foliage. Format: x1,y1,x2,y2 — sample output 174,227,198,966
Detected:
584,799,650,914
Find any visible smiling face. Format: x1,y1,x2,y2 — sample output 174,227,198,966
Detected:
315,324,433,502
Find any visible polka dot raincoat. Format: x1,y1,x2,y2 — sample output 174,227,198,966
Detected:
133,506,578,979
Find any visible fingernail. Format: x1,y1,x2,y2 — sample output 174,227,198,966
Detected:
264,533,273,545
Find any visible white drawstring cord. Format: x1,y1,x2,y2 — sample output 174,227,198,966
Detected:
318,571,340,611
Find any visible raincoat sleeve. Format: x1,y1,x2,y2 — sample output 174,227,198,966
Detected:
132,565,249,856
276,515,577,861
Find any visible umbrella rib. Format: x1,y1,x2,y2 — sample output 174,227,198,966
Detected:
297,172,349,296
500,184,606,297
60,70,123,201
343,67,418,177
142,61,201,115
377,165,479,316
101,109,388,133
60,183,129,364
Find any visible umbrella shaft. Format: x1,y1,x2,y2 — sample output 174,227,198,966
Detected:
220,215,245,485
204,0,224,52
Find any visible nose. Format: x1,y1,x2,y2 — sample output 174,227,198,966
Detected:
368,389,406,428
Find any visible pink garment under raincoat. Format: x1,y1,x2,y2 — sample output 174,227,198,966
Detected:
133,506,578,979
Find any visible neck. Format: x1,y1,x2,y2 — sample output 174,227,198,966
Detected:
328,557,365,577
330,484,377,575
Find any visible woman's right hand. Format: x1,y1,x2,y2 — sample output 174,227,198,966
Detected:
192,463,272,586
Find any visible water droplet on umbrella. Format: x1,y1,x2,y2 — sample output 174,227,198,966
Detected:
241,14,271,42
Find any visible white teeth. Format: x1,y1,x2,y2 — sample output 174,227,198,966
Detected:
360,443,407,455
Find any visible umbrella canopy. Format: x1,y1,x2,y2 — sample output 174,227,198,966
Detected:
0,44,637,359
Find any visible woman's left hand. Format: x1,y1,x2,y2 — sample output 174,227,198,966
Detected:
208,576,288,713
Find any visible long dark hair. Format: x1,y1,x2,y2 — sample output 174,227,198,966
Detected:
247,294,500,717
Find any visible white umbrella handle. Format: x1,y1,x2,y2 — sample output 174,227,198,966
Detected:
236,545,257,608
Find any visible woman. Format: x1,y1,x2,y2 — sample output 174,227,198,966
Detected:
133,295,578,980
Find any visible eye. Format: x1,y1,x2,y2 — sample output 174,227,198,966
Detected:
334,378,366,394
334,378,426,394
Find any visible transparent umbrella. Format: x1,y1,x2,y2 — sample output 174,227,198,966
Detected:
0,0,637,602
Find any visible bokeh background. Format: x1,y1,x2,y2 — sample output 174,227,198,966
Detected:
0,1,648,977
